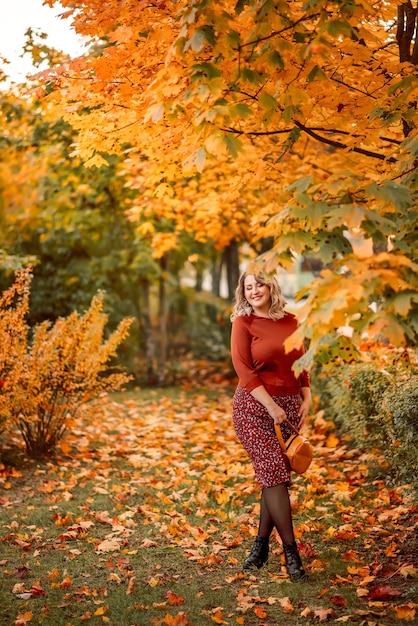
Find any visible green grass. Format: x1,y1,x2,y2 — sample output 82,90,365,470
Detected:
0,387,416,626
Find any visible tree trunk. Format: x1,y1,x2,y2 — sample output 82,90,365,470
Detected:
140,279,156,384
397,3,418,137
157,256,169,386
396,2,418,63
211,252,222,297
195,267,203,292
223,242,240,301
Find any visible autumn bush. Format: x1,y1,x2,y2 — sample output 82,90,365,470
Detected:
0,269,30,436
0,268,132,457
314,353,418,491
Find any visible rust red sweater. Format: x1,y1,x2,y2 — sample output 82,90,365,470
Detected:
231,313,310,396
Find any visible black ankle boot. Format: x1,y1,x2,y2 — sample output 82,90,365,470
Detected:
283,541,308,582
243,536,269,570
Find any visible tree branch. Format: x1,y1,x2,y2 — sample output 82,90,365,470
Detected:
293,121,396,161
240,13,320,49
223,123,401,144
222,123,397,162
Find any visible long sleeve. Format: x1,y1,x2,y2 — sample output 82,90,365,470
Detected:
231,317,264,392
299,371,310,387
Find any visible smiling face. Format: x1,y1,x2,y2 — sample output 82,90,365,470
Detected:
244,274,271,317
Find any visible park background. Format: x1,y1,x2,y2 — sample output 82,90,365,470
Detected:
0,1,417,625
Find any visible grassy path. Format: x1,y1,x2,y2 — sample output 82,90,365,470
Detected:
0,386,416,625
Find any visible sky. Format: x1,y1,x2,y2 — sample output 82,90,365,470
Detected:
1,0,87,85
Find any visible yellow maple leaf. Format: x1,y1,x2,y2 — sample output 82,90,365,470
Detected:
394,604,416,621
15,611,33,626
279,597,294,613
325,434,340,448
84,154,109,169
96,537,122,552
400,565,417,578
94,605,109,616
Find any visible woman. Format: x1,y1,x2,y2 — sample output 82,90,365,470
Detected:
230,270,311,582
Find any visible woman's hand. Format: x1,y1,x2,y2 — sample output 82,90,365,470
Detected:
268,403,287,425
250,385,286,424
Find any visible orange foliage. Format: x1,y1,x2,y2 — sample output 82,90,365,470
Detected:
29,0,418,360
0,268,132,456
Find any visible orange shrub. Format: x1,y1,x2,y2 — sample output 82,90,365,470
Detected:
0,269,132,457
0,268,31,436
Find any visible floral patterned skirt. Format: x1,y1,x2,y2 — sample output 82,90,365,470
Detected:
232,385,301,488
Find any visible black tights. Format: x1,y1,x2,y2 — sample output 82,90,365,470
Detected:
257,484,295,545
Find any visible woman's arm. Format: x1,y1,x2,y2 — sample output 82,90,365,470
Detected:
298,386,312,428
250,385,287,425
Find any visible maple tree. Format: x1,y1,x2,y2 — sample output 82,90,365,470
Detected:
0,86,233,383
33,0,418,367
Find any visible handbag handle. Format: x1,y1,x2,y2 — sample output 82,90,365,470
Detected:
274,419,300,452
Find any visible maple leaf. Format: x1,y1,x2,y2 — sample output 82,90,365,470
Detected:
279,597,294,613
211,608,228,624
29,582,46,596
368,585,401,600
96,537,123,553
299,541,318,558
400,565,418,579
301,606,312,617
394,604,417,621
78,611,92,621
57,575,72,589
126,577,136,595
14,611,33,626
15,566,30,579
313,607,335,621
166,590,185,606
93,605,109,616
163,612,190,626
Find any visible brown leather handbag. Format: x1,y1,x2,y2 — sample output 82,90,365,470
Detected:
275,419,313,474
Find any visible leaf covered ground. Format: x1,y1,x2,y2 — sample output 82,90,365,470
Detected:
0,379,417,626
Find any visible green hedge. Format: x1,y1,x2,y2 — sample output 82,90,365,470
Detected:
313,359,418,492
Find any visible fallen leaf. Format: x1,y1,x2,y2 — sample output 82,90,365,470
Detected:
14,611,32,626
326,434,340,448
211,608,227,624
400,565,417,579
394,604,416,621
279,597,294,613
163,612,190,625
94,605,109,616
96,537,122,553
126,577,135,595
313,608,335,621
166,590,185,606
79,611,92,621
369,585,401,600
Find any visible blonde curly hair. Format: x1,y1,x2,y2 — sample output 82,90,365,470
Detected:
230,271,287,321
